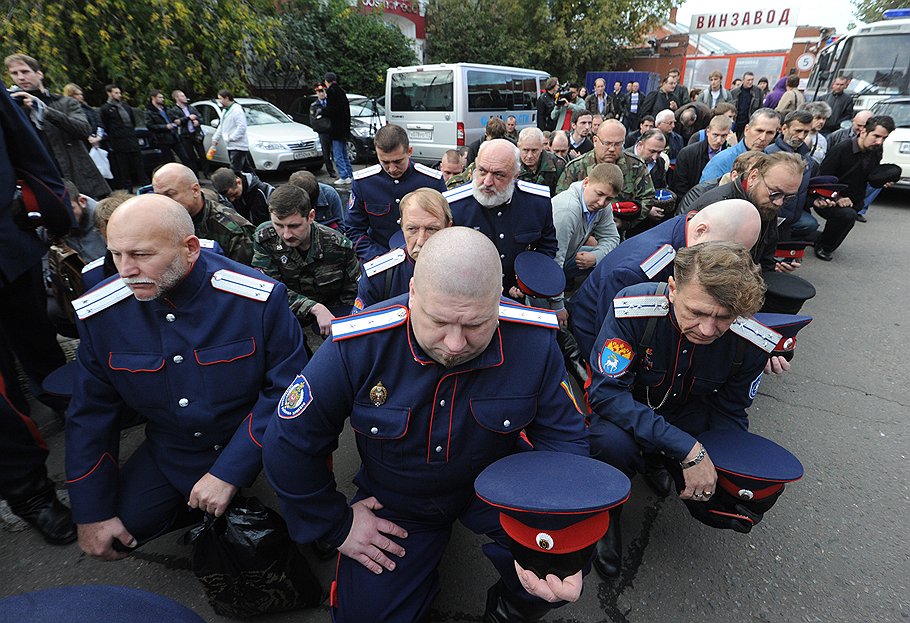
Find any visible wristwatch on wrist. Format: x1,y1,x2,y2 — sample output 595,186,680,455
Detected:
680,444,706,469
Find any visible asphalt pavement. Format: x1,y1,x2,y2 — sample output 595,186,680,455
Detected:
1,187,907,623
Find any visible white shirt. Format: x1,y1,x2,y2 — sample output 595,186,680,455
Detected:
212,102,248,150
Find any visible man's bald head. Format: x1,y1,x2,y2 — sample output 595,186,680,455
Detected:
687,199,762,248
107,194,200,301
413,227,502,302
409,228,503,367
152,162,204,215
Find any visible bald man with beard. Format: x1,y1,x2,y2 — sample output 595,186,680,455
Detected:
66,194,306,562
264,227,589,623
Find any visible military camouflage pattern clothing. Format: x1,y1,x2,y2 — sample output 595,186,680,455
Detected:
554,151,656,227
192,196,255,265
252,221,359,319
518,151,565,196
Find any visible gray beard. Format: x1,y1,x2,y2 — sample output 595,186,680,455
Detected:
473,182,515,208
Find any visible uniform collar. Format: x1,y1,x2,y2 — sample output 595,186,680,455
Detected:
158,252,208,309
385,161,415,182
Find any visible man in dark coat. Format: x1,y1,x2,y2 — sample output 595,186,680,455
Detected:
672,115,733,198
98,84,146,191
324,72,353,185
5,54,111,199
144,89,183,164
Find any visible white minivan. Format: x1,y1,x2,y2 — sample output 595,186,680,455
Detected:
385,63,550,164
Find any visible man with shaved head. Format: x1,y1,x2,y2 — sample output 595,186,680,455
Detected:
569,199,762,362
264,227,589,622
152,162,254,264
66,194,306,561
445,139,558,290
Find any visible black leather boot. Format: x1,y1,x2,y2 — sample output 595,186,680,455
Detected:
7,476,76,545
592,507,622,579
642,455,674,498
556,328,589,388
483,580,550,623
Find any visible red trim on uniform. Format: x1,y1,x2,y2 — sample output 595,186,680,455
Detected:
445,378,457,460
330,553,341,608
0,375,48,450
107,353,165,373
364,202,392,217
325,454,334,472
518,430,534,448
66,452,117,483
246,413,261,447
716,474,787,500
500,511,611,554
194,337,256,365
707,509,755,525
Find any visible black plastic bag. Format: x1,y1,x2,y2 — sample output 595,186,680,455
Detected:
188,495,323,618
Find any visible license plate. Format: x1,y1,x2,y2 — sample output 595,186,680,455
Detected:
293,150,317,160
408,130,432,141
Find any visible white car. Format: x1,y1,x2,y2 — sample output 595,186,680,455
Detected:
192,97,324,173
871,96,910,189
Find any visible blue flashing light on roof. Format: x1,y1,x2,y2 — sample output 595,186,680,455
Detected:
883,8,910,19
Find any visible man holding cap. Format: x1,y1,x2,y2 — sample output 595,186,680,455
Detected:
264,227,588,622
586,241,777,577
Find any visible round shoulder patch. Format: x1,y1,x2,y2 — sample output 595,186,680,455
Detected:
598,338,634,377
278,374,313,419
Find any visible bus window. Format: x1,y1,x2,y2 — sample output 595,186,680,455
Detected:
389,70,454,112
839,35,910,95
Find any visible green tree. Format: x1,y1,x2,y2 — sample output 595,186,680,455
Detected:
851,0,905,22
0,0,282,104
426,0,676,81
277,0,417,96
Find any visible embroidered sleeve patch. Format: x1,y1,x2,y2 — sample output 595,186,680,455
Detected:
278,374,313,419
598,338,634,377
749,373,762,400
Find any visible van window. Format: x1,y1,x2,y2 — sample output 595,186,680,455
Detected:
467,70,539,111
390,70,454,112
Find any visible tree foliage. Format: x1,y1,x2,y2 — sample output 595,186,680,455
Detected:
426,0,676,81
0,0,282,104
851,0,905,23
276,0,417,96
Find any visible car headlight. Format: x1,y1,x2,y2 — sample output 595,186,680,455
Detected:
351,125,373,138
255,141,285,151
900,142,910,154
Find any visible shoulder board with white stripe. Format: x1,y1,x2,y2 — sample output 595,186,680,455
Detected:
498,302,558,329
640,244,676,279
332,305,408,341
443,182,474,203
730,316,781,353
211,269,274,301
614,295,669,318
364,247,406,277
353,164,382,180
516,180,551,198
199,238,216,249
72,278,131,320
414,162,443,179
81,256,105,274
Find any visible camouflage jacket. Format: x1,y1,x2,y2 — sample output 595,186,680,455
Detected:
252,221,359,318
554,151,655,227
518,151,565,196
193,196,255,265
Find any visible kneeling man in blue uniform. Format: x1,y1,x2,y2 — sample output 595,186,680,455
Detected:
65,194,307,561
264,227,589,622
586,241,778,577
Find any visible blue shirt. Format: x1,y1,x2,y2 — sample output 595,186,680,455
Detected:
699,139,748,183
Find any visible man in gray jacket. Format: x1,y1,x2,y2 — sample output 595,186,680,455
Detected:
550,163,622,327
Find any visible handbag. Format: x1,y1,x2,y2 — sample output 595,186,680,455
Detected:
89,146,113,179
187,495,324,618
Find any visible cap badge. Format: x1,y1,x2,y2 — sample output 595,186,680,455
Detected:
536,532,554,551
738,489,754,500
369,381,388,407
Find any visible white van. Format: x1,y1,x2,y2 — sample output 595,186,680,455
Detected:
385,63,550,164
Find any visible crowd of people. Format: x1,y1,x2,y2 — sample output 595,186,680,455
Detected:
1,54,899,622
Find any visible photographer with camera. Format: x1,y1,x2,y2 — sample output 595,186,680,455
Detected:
551,82,586,134
536,77,559,132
